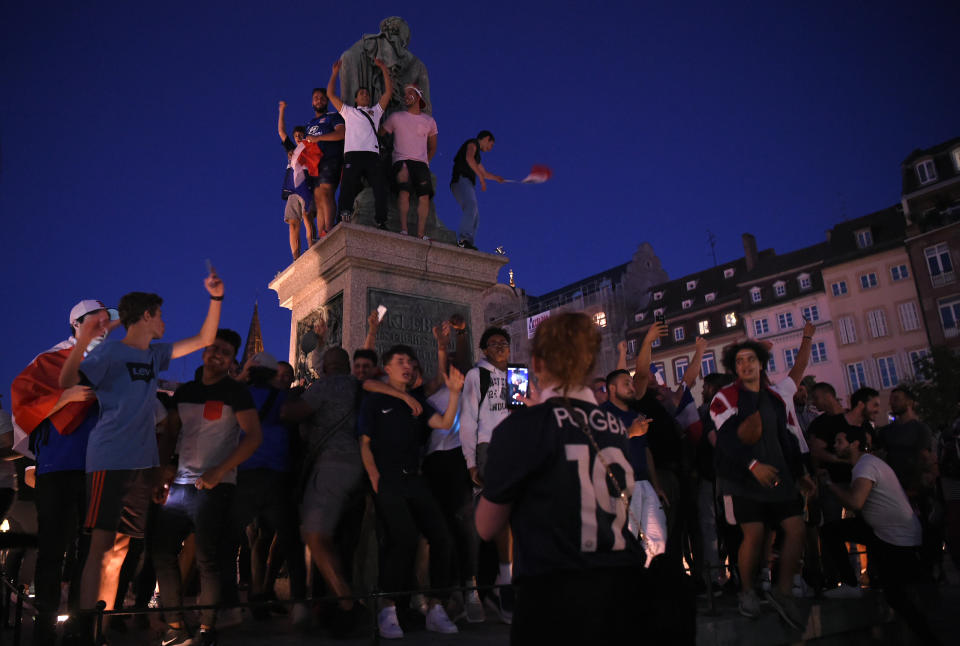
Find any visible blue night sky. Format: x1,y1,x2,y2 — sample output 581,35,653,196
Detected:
1,1,957,397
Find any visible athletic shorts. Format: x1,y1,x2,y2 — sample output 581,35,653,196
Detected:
300,454,363,535
307,158,342,188
391,160,434,197
85,468,158,538
723,493,803,528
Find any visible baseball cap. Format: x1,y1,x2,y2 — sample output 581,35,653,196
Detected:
405,84,426,110
250,351,279,371
69,300,118,327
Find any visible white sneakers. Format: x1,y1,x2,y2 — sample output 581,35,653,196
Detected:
425,603,459,634
465,589,485,623
378,606,404,639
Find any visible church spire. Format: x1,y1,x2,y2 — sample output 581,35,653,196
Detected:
241,302,264,367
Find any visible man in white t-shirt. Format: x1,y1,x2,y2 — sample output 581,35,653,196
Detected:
327,58,393,229
382,84,437,239
824,427,942,645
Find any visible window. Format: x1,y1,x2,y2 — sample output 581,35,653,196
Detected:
847,362,868,391
774,281,787,297
653,291,664,301
673,327,685,342
784,348,799,369
777,312,794,330
654,308,665,319
704,292,716,303
767,356,777,373
916,159,937,184
798,273,812,290
890,264,909,282
750,287,762,303
939,296,960,338
701,351,716,376
859,273,879,290
801,305,820,322
651,337,661,348
686,280,698,291
674,358,689,385
724,312,738,328
925,243,955,286
909,349,930,377
831,281,848,296
652,362,666,385
876,356,899,389
811,342,827,364
855,228,873,249
635,312,645,322
724,267,735,279
837,316,857,345
627,339,637,356
754,318,769,335
866,309,888,338
698,319,710,335
593,311,607,328
897,302,921,332
682,299,693,310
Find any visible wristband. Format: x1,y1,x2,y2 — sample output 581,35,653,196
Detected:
210,295,224,301
748,459,759,471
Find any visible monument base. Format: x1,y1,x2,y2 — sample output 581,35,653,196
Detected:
269,222,508,381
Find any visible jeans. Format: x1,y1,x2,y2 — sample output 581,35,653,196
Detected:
151,483,235,627
451,177,479,243
422,448,477,584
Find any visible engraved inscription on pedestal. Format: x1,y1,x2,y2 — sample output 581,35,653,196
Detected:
367,289,473,372
295,293,343,382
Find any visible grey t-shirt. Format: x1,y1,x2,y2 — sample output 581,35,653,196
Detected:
852,453,921,546
300,374,359,462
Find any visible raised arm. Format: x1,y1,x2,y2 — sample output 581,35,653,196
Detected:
787,319,816,387
362,310,381,351
682,336,708,389
633,321,667,399
424,322,451,396
172,273,224,359
196,408,262,489
375,58,393,111
58,316,105,388
326,60,344,113
429,367,464,430
278,101,290,141
616,340,628,371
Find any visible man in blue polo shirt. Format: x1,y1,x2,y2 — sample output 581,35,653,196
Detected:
303,88,345,238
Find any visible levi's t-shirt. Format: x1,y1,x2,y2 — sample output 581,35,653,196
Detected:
80,340,173,471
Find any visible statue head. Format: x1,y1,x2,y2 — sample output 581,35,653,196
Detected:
379,16,411,52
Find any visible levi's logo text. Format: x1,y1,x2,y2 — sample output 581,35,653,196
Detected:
126,362,155,383
552,407,627,436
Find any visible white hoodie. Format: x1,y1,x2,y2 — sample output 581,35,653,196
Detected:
458,359,509,469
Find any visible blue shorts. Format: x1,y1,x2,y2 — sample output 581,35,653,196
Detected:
308,158,342,188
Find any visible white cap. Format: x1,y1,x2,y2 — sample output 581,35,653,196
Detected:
69,300,108,327
250,351,279,371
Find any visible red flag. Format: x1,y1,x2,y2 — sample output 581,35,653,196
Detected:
521,164,552,184
11,344,94,435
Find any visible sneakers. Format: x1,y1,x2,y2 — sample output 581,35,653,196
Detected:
465,590,485,623
377,606,404,640
376,221,388,230
822,583,863,599
400,230,409,236
425,604,459,634
765,589,805,631
759,567,772,592
339,211,353,223
484,587,514,625
160,626,193,646
458,240,478,250
195,628,217,646
738,589,761,619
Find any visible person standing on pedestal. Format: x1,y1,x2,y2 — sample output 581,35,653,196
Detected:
381,84,437,239
303,89,345,239
450,131,503,250
327,58,393,229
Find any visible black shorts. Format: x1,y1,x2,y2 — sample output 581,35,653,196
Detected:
391,160,434,197
84,468,158,538
307,158,342,188
723,493,803,528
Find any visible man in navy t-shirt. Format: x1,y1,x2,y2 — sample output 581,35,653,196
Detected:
59,272,225,630
303,88,345,238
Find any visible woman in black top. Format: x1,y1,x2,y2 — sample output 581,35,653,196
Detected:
475,312,651,644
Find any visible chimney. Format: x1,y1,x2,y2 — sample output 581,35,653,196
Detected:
742,233,758,272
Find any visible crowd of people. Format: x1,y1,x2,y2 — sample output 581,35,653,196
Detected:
1,272,957,645
278,54,503,261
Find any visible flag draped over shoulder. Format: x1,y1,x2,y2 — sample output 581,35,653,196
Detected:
290,141,322,183
11,340,93,436
674,385,703,445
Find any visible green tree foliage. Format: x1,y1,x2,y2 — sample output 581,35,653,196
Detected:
903,346,960,432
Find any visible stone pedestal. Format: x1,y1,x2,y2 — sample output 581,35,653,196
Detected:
269,222,508,381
